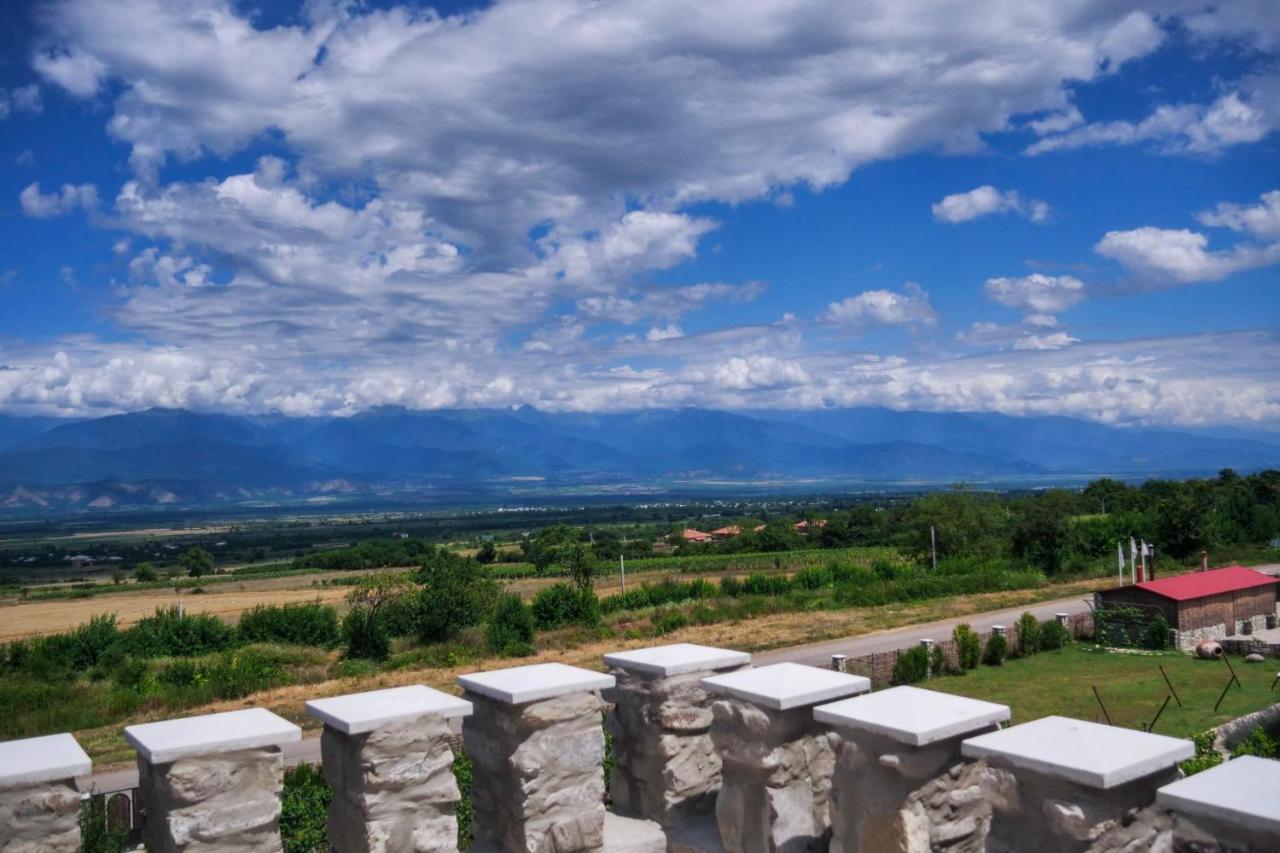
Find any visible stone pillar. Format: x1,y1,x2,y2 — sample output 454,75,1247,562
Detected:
830,654,847,673
702,662,870,853
919,640,935,678
961,716,1193,853
0,733,91,852
306,685,472,853
602,643,750,826
1156,755,1280,852
1055,613,1070,628
125,707,301,853
458,662,615,853
814,686,1009,853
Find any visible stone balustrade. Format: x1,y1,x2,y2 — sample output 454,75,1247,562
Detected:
814,686,1009,853
701,662,871,853
306,684,472,853
7,642,1280,853
961,715,1193,853
603,642,750,827
124,707,301,853
0,733,91,852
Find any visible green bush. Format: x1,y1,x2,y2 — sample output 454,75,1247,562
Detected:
793,566,833,589
1144,613,1172,650
531,583,600,629
157,658,204,689
982,633,1008,666
238,602,340,648
416,551,499,643
1015,612,1041,657
653,610,688,634
892,645,930,685
280,763,331,853
1040,618,1070,650
487,594,536,656
205,648,286,699
953,623,981,669
930,641,945,675
454,751,473,849
124,607,235,658
1231,726,1280,759
742,573,791,596
342,608,391,661
78,792,128,853
718,576,743,596
1180,730,1224,776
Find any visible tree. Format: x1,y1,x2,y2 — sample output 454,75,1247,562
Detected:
1011,490,1080,575
133,562,158,583
415,550,499,643
1153,487,1211,559
560,542,596,592
178,548,213,578
899,486,1007,564
476,541,498,564
110,568,125,585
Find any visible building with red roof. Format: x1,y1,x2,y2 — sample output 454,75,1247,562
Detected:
1096,565,1279,650
678,528,713,543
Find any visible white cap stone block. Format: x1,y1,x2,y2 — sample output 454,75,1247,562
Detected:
814,686,1010,747
603,643,750,677
306,685,473,735
701,662,870,711
1156,755,1280,838
458,662,615,705
961,715,1193,789
125,708,302,764
0,733,91,789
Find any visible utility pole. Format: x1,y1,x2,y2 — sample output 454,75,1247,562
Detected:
620,553,626,594
930,525,937,571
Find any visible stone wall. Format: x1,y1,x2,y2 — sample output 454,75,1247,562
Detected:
0,780,82,852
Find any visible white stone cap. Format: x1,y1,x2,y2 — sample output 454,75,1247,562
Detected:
603,643,751,677
814,686,1010,746
961,715,1193,789
1156,756,1280,837
701,662,870,711
306,685,473,735
0,733,91,789
458,662,615,704
125,708,302,764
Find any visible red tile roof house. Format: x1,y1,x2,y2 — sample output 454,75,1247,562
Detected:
1094,566,1280,650
709,525,742,539
678,528,713,543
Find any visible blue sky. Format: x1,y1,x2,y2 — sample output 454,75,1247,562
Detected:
0,0,1277,426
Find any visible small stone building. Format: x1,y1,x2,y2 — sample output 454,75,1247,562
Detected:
1096,565,1279,650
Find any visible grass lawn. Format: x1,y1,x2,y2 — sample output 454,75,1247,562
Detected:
930,645,1279,738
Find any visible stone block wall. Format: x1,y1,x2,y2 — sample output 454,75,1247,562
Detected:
0,780,83,852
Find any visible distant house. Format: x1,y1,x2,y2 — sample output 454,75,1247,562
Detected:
709,525,741,539
794,519,827,531
679,528,713,543
1095,566,1279,649
64,554,96,568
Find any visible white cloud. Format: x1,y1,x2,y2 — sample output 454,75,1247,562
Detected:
1196,190,1280,241
1027,74,1280,157
931,186,1049,224
18,182,98,218
646,324,685,342
984,274,1087,314
821,283,938,330
1013,331,1080,351
1095,227,1280,285
32,48,107,98
577,281,763,325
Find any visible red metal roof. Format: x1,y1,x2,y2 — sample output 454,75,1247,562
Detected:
1131,566,1278,602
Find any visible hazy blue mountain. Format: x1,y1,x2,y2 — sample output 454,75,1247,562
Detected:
0,406,1277,510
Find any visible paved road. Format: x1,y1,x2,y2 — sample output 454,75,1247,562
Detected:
82,562,1280,793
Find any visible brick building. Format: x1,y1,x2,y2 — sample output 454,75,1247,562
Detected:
1095,565,1280,650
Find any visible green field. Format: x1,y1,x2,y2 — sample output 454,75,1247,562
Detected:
931,645,1279,738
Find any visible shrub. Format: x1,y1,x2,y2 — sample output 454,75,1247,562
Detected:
871,559,898,581
124,607,235,658
892,645,930,685
982,633,1008,666
1232,726,1280,760
454,751,474,849
342,608,391,661
113,656,152,692
653,610,688,635
793,566,833,590
238,602,341,648
280,763,331,853
718,576,743,596
157,658,203,689
953,623,981,669
79,792,128,853
133,562,159,583
1015,612,1041,657
1144,613,1172,650
487,594,536,656
416,551,500,643
1180,730,1224,776
1040,618,1070,650
205,648,286,699
531,583,600,629
930,642,945,676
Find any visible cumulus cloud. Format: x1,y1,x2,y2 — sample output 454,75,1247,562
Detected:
1196,190,1280,241
821,283,938,331
932,186,1049,223
19,182,98,218
1013,331,1080,351
984,274,1087,315
0,85,42,120
1095,227,1280,285
1027,74,1280,157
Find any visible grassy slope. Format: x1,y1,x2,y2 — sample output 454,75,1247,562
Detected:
929,645,1279,738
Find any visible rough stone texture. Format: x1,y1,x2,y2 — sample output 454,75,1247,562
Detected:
1210,701,1280,755
1083,804,1173,852
463,689,608,853
709,697,839,853
1168,813,1279,853
137,746,285,853
1179,625,1228,651
605,661,746,826
601,813,667,853
321,714,461,853
828,728,998,853
0,780,82,852
978,763,1180,853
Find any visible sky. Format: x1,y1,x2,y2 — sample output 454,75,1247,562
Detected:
0,0,1277,428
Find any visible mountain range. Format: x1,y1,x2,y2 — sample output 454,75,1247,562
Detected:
1,407,1278,512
